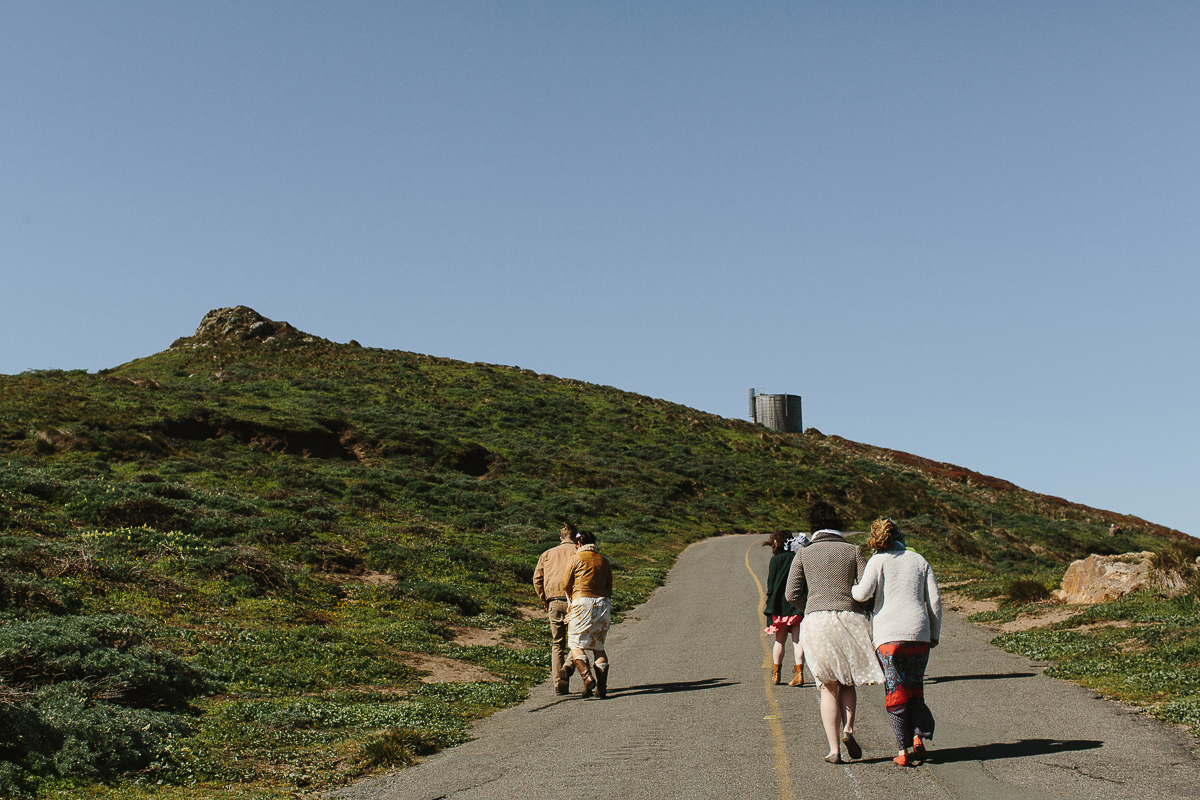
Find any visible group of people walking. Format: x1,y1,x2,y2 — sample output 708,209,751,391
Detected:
764,501,943,766
530,502,942,767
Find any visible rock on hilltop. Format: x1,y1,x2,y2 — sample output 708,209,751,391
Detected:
169,306,336,348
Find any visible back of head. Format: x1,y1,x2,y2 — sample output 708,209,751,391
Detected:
807,501,845,533
573,530,597,547
764,530,789,555
868,517,902,551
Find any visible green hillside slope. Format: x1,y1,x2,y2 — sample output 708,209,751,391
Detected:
0,307,1187,798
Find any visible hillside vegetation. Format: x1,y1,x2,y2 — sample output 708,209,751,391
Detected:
0,307,1189,799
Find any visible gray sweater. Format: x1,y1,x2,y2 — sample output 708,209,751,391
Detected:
784,530,868,615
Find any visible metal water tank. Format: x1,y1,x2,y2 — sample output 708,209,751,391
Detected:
749,389,802,433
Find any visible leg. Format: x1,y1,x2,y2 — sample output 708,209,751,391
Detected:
788,624,804,686
593,648,609,698
819,682,844,761
838,684,862,759
772,630,786,684
569,647,594,696
839,684,857,737
548,600,569,692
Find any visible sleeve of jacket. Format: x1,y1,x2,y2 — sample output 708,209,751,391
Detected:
602,557,613,598
925,561,943,642
784,551,807,610
563,556,577,599
533,552,548,604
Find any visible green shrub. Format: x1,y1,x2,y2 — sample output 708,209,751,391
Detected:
1002,579,1050,606
358,727,436,767
0,614,216,709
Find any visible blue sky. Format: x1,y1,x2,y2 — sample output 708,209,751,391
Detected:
3,2,1197,536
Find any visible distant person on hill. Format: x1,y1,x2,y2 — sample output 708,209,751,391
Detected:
785,501,883,764
560,529,614,698
852,518,942,767
762,531,806,686
533,521,582,695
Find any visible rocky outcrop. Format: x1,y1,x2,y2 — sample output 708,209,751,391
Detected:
1055,552,1153,604
170,306,325,348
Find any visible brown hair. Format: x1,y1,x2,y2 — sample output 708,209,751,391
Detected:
868,517,902,551
762,531,790,555
572,529,596,546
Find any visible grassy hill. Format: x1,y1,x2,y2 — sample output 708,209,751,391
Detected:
0,307,1191,799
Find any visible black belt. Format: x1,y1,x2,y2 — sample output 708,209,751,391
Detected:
548,596,568,602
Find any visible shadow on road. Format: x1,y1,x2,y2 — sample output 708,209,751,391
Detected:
927,672,1037,684
526,678,738,712
916,738,1104,764
607,678,738,698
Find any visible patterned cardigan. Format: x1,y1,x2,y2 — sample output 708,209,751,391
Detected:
783,530,868,615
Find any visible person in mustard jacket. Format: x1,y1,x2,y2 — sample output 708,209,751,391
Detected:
560,529,613,698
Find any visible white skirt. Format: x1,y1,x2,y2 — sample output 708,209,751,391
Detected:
567,596,611,651
802,611,884,687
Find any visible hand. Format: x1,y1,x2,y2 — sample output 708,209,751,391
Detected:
930,638,939,648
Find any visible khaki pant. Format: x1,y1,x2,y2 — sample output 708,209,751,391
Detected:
548,599,570,689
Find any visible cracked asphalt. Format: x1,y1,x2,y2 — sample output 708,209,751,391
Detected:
329,535,1200,800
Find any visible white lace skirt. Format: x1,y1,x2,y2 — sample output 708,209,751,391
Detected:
802,611,884,687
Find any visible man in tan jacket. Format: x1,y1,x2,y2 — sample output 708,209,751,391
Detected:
533,522,580,694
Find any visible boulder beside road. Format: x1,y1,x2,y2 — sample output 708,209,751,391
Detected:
1055,552,1153,604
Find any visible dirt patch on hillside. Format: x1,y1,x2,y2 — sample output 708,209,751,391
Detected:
943,592,999,617
403,652,497,683
998,607,1075,633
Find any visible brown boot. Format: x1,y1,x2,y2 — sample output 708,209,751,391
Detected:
772,664,782,685
574,657,595,698
789,664,803,686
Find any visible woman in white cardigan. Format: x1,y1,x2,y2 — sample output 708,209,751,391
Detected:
851,518,942,767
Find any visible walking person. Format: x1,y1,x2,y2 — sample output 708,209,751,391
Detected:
762,531,805,686
560,529,613,698
852,518,942,767
785,501,883,764
533,522,581,695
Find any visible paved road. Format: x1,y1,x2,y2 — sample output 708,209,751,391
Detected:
332,535,1200,800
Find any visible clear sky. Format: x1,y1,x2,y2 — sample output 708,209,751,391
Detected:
3,2,1197,536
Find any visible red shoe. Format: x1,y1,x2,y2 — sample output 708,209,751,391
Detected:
893,752,914,767
913,736,927,761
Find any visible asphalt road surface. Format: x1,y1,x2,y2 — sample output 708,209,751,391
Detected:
331,535,1200,800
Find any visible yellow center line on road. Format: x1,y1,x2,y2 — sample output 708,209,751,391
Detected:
746,541,795,800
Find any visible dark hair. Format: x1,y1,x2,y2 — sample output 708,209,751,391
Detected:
807,501,844,533
763,531,789,555
573,530,596,546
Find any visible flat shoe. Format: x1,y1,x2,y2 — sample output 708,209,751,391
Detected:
893,753,914,767
912,736,927,760
824,754,842,764
842,733,861,760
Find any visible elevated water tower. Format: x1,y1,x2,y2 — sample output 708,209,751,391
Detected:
749,389,802,433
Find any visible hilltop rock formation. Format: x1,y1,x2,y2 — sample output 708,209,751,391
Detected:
171,306,322,348
1055,552,1153,604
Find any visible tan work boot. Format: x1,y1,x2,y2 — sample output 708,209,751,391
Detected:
789,664,803,686
772,664,782,685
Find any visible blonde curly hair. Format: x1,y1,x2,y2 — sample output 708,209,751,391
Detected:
868,517,902,551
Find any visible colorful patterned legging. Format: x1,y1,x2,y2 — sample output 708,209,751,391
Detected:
876,641,935,749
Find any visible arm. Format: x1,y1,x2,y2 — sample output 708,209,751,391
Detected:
784,552,807,609
925,563,943,645
602,556,613,599
532,553,548,606
851,556,878,603
563,556,577,600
